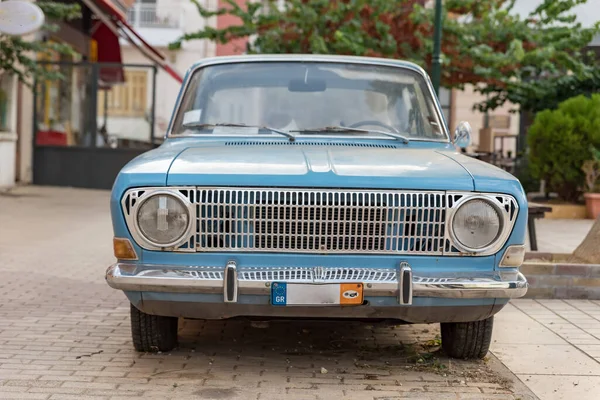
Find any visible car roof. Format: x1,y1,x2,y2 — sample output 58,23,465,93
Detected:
186,54,428,78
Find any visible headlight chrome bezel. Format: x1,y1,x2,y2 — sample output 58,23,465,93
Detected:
446,193,518,256
134,191,191,248
122,188,196,251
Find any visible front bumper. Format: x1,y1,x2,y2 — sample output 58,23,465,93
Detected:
106,262,528,302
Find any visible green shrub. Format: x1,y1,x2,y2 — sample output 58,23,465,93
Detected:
527,94,600,202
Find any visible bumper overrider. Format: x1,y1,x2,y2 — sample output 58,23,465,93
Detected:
106,261,528,303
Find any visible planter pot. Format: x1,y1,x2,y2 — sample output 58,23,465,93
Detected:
543,203,587,219
584,193,600,219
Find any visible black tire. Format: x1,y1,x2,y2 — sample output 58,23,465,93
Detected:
130,303,179,352
440,316,493,360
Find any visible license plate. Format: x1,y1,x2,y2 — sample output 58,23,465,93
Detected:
271,282,363,306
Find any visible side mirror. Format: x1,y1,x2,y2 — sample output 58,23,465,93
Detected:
453,121,472,149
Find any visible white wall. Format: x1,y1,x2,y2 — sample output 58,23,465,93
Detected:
0,74,17,187
155,0,185,26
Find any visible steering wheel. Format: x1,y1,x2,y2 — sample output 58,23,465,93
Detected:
347,120,400,134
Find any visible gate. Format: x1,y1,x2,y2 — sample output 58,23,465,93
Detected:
33,61,159,189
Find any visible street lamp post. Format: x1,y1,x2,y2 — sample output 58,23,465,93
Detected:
431,0,443,95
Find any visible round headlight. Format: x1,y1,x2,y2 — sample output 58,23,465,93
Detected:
452,199,502,250
136,194,190,246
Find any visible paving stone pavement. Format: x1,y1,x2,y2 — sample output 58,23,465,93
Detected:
492,299,600,400
0,186,538,400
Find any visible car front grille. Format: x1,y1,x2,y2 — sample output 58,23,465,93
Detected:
196,188,447,254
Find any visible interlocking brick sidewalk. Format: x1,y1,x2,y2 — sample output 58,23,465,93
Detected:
492,299,600,400
0,186,537,400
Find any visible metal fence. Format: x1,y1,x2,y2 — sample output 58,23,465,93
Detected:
126,4,181,29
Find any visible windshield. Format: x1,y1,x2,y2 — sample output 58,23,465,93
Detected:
170,61,447,141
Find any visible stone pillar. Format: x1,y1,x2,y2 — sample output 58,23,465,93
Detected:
0,132,16,188
0,74,17,188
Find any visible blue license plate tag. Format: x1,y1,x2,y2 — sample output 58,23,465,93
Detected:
271,282,288,306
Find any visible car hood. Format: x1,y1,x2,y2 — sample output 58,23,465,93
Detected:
162,142,476,191
115,140,525,197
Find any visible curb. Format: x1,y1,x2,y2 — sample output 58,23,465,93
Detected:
521,253,600,299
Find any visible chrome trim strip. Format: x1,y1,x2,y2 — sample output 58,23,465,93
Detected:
106,263,528,299
412,272,528,298
444,192,519,256
121,187,197,252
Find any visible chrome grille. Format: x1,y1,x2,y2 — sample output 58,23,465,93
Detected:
179,269,223,280
179,267,397,282
196,188,446,254
239,267,398,282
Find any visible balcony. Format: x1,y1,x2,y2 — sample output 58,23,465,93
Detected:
123,3,184,47
126,4,182,29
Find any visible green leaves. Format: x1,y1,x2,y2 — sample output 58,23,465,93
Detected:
37,1,81,21
507,39,525,62
173,0,600,113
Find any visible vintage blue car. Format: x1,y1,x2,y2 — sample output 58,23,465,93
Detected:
106,55,528,359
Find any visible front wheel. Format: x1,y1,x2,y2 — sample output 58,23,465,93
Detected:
130,304,179,352
440,316,493,360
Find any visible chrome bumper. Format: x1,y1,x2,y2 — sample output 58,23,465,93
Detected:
106,262,528,302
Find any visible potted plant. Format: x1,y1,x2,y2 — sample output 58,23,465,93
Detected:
583,146,600,219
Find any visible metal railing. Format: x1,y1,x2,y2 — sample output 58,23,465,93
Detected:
126,4,181,29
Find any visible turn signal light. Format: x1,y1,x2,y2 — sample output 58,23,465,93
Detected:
113,237,138,260
499,245,525,267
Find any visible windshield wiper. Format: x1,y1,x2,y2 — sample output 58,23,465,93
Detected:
183,122,296,142
291,126,409,144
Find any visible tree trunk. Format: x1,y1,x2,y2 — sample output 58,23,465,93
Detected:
572,214,600,264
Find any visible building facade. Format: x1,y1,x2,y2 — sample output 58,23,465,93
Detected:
1,0,189,189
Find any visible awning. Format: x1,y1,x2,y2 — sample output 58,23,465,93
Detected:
92,21,125,85
82,0,184,84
